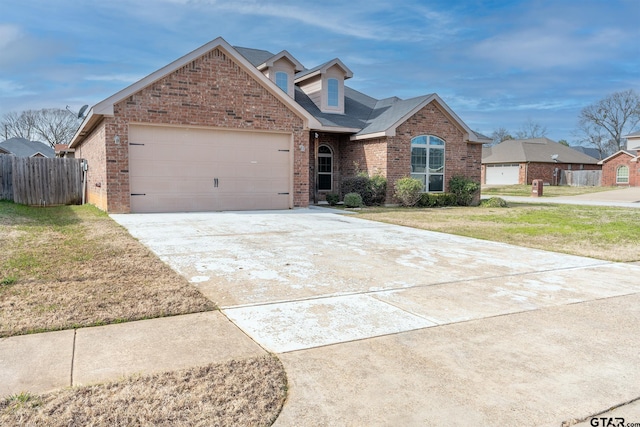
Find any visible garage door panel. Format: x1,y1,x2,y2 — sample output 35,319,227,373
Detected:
486,164,520,185
129,125,292,213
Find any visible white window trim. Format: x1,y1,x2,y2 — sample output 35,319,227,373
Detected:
318,144,333,191
411,135,446,192
616,165,629,184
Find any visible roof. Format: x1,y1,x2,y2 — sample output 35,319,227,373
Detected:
0,138,54,157
570,145,603,160
295,58,353,82
623,131,640,138
483,138,600,164
598,149,639,164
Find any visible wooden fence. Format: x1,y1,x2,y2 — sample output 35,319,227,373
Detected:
0,155,84,206
560,169,602,187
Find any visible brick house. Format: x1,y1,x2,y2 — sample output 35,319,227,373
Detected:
482,138,601,186
597,132,640,187
69,37,489,213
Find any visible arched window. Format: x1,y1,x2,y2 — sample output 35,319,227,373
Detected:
275,72,288,93
411,135,445,192
327,78,339,107
616,165,629,184
318,145,333,191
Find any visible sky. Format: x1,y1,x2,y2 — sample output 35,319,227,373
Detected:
1,0,639,143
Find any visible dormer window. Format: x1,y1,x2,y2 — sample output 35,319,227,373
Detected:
275,72,288,93
327,78,339,107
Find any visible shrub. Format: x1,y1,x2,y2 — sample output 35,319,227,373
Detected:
480,197,509,208
341,174,387,206
343,192,363,208
417,193,457,207
325,193,339,206
394,177,423,207
449,175,481,206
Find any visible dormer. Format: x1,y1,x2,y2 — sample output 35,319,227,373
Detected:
256,50,304,99
295,59,353,114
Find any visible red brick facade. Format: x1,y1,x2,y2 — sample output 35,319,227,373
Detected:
601,152,639,186
76,48,307,213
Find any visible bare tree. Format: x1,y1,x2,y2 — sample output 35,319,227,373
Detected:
578,89,640,152
575,120,617,158
489,127,513,145
515,118,548,139
1,108,81,147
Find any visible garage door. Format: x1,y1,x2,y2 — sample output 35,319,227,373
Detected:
128,125,292,213
485,164,520,185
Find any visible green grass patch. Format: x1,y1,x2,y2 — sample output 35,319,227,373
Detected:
482,184,619,197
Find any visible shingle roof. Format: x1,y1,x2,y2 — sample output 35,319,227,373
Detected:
624,130,640,138
570,145,603,160
482,138,599,164
0,138,54,157
234,47,275,67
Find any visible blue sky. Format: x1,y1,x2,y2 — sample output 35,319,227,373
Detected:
1,0,639,142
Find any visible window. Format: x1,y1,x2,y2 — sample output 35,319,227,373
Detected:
327,78,339,107
275,72,288,93
410,135,445,192
318,145,333,191
616,165,629,184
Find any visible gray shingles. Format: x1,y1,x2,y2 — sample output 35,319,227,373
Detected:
234,46,276,67
483,138,599,164
0,138,54,157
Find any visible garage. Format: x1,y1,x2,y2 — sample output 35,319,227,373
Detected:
128,125,292,213
485,163,520,185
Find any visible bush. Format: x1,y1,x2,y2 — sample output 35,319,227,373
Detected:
343,192,363,208
449,175,481,206
394,177,423,207
480,197,509,208
341,174,387,206
325,193,339,206
417,193,457,207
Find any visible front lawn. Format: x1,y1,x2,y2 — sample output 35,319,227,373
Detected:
0,201,215,337
482,184,619,197
357,203,640,262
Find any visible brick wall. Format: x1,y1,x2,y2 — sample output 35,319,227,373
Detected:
340,137,387,177
389,101,479,201
524,163,600,185
77,47,307,213
74,122,108,210
601,153,639,186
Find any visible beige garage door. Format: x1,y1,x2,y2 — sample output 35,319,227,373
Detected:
485,164,520,185
128,125,292,213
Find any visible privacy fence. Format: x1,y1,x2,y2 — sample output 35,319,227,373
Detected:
560,169,602,187
0,155,84,206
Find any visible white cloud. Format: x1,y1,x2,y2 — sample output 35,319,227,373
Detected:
0,79,35,97
85,74,143,83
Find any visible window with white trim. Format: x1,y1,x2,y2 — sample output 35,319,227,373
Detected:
616,165,629,184
318,145,333,191
411,135,445,192
275,72,288,93
327,78,339,107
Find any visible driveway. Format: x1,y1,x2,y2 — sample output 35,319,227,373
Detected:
112,209,640,425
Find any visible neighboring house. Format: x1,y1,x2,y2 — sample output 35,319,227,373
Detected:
598,132,640,186
54,144,75,158
69,37,489,213
482,138,600,185
0,138,54,158
570,145,603,160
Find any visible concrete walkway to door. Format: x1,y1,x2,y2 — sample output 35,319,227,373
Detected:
110,209,640,426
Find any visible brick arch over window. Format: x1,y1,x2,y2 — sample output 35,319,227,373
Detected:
410,135,445,192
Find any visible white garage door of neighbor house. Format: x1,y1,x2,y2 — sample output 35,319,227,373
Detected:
128,125,292,213
485,164,520,185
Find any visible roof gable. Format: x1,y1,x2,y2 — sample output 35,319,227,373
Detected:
72,37,320,147
598,149,638,164
295,58,353,82
257,50,304,72
0,138,54,157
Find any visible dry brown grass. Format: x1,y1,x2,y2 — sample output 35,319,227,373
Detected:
357,203,640,262
0,202,215,337
0,355,287,427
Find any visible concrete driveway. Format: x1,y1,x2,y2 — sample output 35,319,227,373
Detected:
112,209,640,426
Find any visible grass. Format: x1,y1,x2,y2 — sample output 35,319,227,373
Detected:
0,355,287,427
0,201,215,337
357,203,640,262
482,184,619,197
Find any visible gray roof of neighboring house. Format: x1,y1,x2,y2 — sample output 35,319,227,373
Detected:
0,138,54,157
570,145,603,160
482,138,600,164
624,130,640,138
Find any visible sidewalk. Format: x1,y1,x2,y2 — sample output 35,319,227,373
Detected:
485,186,640,209
0,311,266,397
